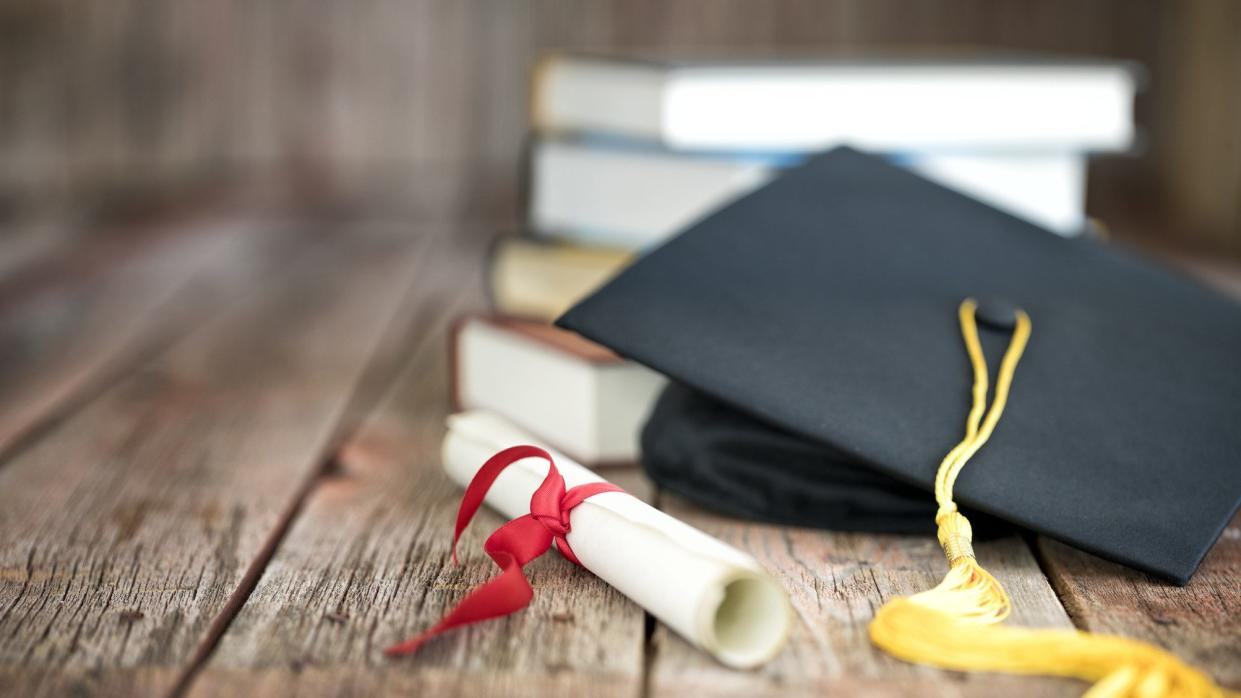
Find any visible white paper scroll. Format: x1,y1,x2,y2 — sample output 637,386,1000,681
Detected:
442,409,791,669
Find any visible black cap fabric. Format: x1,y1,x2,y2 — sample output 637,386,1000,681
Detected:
642,381,1014,538
557,147,1241,584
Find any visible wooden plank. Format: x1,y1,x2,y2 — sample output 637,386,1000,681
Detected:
0,224,426,697
0,216,317,462
0,199,234,305
648,492,1078,697
1164,249,1241,301
187,226,648,698
0,216,82,284
1037,512,1241,690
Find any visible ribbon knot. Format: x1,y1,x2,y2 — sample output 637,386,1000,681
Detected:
385,444,623,657
530,469,572,537
533,509,570,536
934,502,959,525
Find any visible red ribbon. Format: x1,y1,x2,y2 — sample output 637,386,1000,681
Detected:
384,444,623,657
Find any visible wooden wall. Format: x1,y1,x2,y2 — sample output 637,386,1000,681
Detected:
0,0,1236,247
1159,0,1241,250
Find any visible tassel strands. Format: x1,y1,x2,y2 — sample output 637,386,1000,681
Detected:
868,299,1236,698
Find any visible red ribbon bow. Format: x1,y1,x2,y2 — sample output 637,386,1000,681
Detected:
384,444,623,657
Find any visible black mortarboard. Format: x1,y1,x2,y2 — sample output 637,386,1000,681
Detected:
556,147,1241,584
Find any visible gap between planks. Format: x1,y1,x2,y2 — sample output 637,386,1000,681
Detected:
182,225,649,698
0,221,441,696
168,453,342,698
174,223,511,697
1035,516,1241,690
171,224,495,696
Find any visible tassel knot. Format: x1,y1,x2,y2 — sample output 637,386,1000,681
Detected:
935,508,976,565
934,502,958,523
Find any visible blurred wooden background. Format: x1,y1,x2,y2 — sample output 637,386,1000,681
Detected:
1,0,1238,250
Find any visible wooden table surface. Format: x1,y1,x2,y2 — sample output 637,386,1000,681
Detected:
0,214,1237,697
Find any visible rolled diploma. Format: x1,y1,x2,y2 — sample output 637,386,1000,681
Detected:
442,409,791,669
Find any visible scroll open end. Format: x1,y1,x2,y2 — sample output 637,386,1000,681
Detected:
705,574,790,668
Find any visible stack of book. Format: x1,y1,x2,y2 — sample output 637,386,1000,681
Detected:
471,52,1139,464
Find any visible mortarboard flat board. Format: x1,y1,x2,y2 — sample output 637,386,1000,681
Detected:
556,146,1241,584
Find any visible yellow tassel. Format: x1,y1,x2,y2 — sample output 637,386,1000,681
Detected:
867,300,1237,698
870,599,1229,697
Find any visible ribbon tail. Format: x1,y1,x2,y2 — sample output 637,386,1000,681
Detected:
385,515,553,657
384,548,533,657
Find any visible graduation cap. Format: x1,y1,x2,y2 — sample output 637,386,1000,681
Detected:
556,147,1241,586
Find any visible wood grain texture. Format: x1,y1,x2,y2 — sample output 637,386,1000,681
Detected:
647,492,1078,697
0,216,317,462
1037,512,1241,690
0,224,424,697
188,225,647,698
